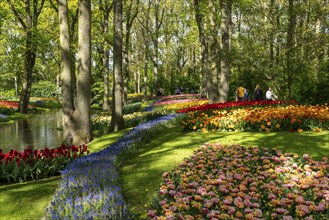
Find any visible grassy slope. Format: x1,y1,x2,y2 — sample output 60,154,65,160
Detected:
0,129,130,220
120,126,329,219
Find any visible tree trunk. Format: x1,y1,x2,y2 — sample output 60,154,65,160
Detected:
208,0,220,103
285,0,296,100
151,0,161,96
72,0,92,145
58,0,75,145
219,0,231,103
123,0,139,104
110,0,124,131
18,30,35,113
193,0,209,98
6,0,42,113
101,1,111,112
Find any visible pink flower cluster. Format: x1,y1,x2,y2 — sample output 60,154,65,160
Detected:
148,144,329,219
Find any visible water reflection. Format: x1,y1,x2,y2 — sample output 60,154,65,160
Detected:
0,109,63,153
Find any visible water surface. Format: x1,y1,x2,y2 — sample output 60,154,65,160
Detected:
0,109,63,153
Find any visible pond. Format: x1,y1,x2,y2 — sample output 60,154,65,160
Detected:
0,108,63,153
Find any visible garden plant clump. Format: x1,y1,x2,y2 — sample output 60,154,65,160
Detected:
180,103,329,133
148,144,329,219
0,144,89,184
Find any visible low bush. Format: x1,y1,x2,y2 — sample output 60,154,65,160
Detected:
31,81,59,98
123,102,142,114
91,109,168,136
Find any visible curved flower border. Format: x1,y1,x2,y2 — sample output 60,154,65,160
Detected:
46,114,180,219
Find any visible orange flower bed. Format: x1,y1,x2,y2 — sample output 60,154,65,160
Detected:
181,104,329,132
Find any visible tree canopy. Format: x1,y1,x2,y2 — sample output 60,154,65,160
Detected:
0,0,328,105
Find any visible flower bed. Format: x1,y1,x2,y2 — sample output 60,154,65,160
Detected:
162,100,209,112
0,100,20,109
92,110,168,136
180,104,329,133
0,144,89,183
148,143,329,219
177,100,286,113
46,114,180,219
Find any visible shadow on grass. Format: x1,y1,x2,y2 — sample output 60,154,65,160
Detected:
0,176,60,220
120,127,329,219
88,128,132,153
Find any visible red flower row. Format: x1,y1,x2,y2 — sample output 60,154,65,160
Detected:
0,100,20,109
176,100,296,113
0,144,89,165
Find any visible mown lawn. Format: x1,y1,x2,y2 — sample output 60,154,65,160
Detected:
0,125,327,220
119,126,329,219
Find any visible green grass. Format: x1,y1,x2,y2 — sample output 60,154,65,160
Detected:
0,123,327,220
0,129,130,220
119,126,329,219
0,176,60,220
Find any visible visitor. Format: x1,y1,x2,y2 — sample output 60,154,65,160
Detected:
266,87,278,101
244,88,249,101
175,87,181,95
236,86,245,102
157,88,163,96
254,85,263,101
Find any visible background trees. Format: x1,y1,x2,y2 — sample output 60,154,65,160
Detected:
0,0,328,109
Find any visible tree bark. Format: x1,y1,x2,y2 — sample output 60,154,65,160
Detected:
72,0,92,144
208,0,220,103
123,0,139,105
193,0,209,98
110,0,124,132
58,0,75,145
285,0,296,100
219,0,231,103
100,0,112,112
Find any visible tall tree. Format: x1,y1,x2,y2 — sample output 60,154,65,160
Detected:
58,0,92,145
110,0,124,131
58,0,75,145
74,0,92,144
193,0,209,98
98,0,113,112
6,0,45,113
208,0,220,103
123,0,139,105
219,0,231,102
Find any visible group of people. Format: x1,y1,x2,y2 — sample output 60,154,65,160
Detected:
236,85,278,102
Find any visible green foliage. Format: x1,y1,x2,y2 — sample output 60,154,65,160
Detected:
91,81,104,105
0,89,17,99
91,109,168,136
123,102,142,114
31,81,59,98
0,107,16,116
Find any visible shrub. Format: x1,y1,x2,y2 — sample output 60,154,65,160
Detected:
123,102,142,114
31,81,59,98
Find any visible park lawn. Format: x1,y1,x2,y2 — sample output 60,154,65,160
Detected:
119,125,329,219
0,124,327,220
0,128,130,220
